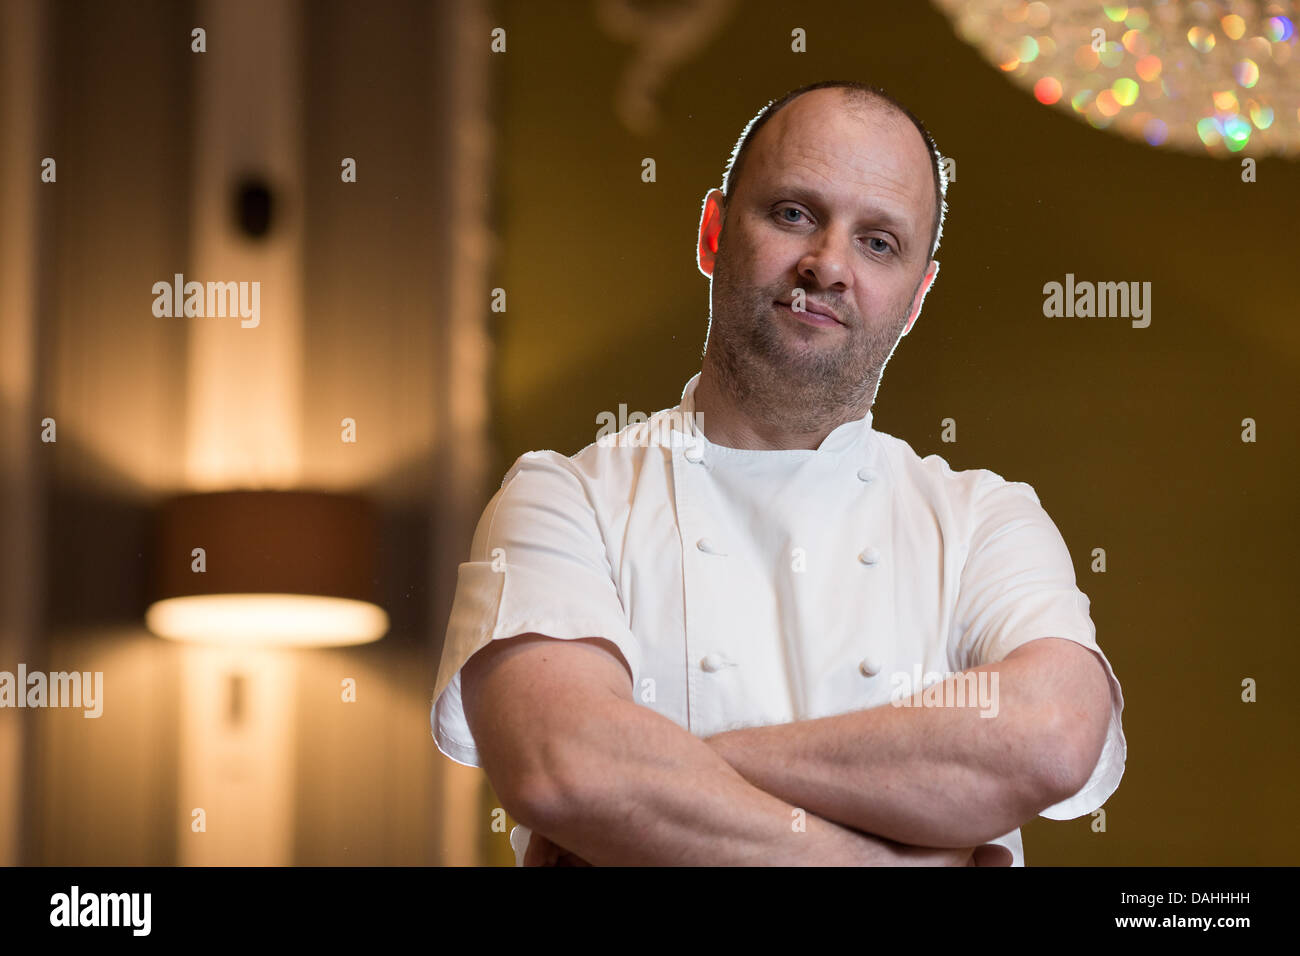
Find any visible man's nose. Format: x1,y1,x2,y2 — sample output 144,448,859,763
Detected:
797,228,853,289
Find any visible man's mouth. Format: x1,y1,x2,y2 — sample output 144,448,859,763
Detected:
774,299,844,328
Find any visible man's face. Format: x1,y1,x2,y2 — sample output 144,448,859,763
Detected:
701,89,939,431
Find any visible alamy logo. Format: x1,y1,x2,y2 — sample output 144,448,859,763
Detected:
151,273,260,328
1042,273,1151,328
595,405,703,448
0,664,103,717
50,886,151,936
889,665,999,717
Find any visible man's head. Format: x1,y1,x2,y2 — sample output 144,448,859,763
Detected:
696,82,947,436
723,82,948,261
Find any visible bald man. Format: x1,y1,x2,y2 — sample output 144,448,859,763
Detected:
431,81,1126,866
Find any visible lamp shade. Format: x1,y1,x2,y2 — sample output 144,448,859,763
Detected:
146,489,389,647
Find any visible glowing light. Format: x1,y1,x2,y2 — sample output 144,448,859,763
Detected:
1249,103,1274,129
1121,29,1148,55
1034,76,1063,104
1025,1,1051,28
1099,40,1125,67
146,594,390,647
1234,58,1259,88
1222,115,1252,150
1220,14,1246,40
1136,54,1162,81
1245,35,1272,61
1187,27,1216,53
933,0,1300,157
1112,77,1139,106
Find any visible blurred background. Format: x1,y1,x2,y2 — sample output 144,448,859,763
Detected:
0,0,1296,866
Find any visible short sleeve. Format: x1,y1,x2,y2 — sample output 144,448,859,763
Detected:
950,476,1126,821
430,452,643,768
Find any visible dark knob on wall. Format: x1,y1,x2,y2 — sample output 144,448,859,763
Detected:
234,175,274,239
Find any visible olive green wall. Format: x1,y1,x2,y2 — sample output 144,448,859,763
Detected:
489,0,1298,865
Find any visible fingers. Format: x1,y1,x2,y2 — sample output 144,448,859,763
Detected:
524,832,595,866
971,844,1014,867
554,852,594,867
523,832,561,867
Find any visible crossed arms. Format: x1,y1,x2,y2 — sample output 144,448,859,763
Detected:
460,632,1111,866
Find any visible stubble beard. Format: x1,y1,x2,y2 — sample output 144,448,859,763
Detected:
705,248,911,435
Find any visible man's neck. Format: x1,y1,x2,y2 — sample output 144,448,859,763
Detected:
692,365,870,451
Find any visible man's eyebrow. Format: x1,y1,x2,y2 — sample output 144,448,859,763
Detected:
770,182,914,239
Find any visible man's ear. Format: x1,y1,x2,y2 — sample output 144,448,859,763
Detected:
697,189,725,278
902,259,940,336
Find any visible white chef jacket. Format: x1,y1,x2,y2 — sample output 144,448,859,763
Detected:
431,372,1127,866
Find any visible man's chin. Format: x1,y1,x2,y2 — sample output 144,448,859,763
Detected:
751,341,846,384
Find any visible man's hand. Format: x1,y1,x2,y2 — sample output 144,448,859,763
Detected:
522,829,1012,866
698,638,1113,849
468,633,1033,865
888,842,1013,866
523,830,593,867
842,839,1013,866
970,844,1014,866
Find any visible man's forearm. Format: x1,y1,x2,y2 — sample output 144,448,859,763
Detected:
525,694,968,866
703,640,1110,847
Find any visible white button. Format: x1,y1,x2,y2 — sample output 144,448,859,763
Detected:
700,653,725,672
858,546,881,566
859,656,882,677
684,444,704,463
857,467,877,483
696,537,725,555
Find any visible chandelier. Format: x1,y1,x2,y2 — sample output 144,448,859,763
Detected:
932,0,1300,157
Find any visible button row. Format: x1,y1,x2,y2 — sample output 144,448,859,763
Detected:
695,537,726,555
685,441,883,678
700,653,730,672
697,653,883,677
696,537,882,568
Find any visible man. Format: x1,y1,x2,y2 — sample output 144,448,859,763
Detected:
430,81,1126,866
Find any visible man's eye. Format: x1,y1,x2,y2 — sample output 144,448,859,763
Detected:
867,237,893,254
777,207,806,223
